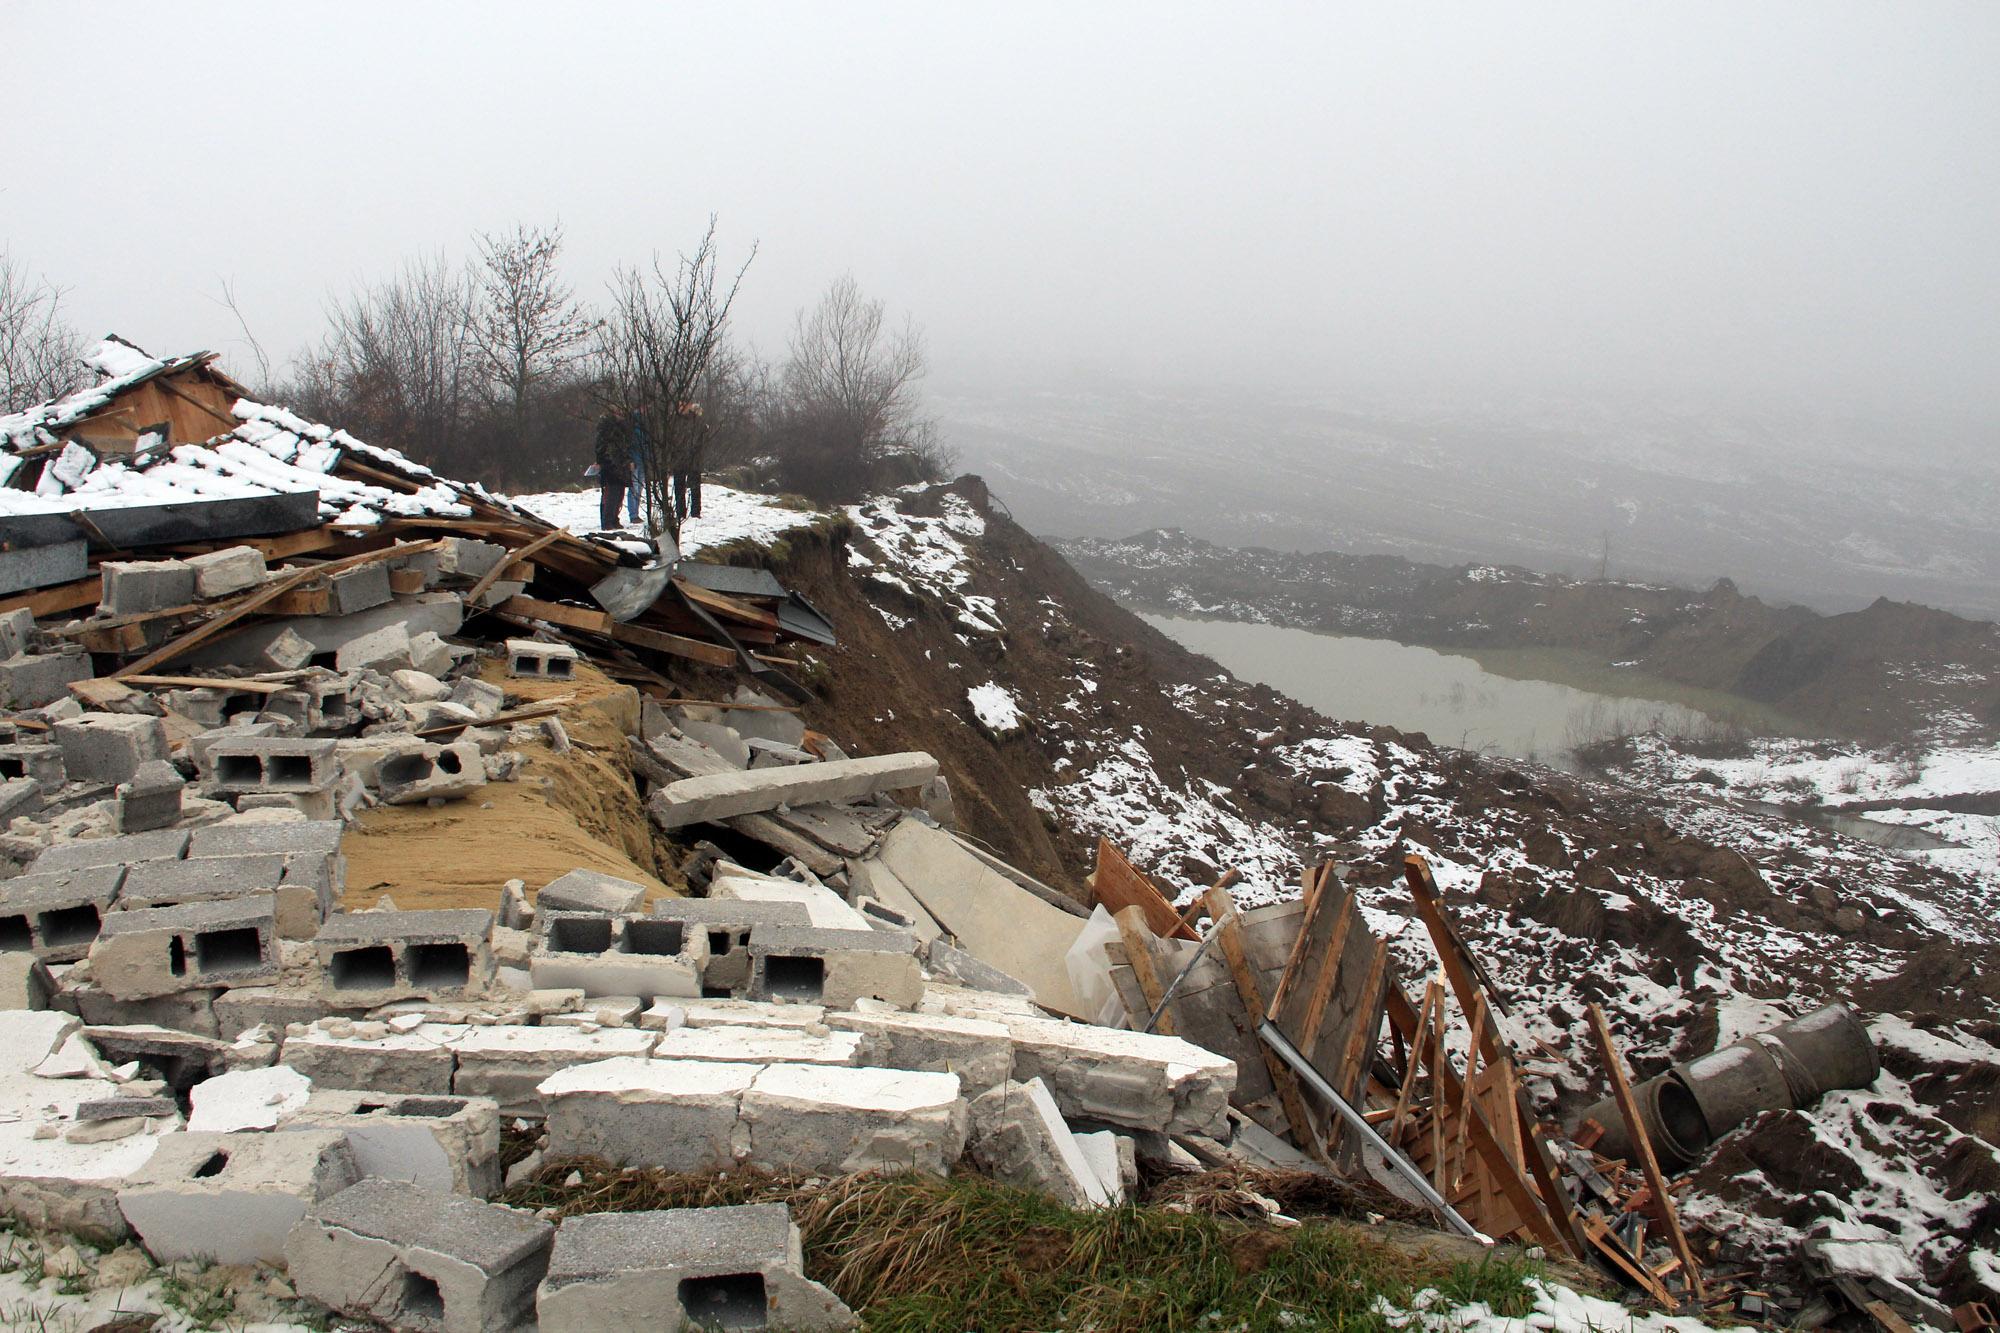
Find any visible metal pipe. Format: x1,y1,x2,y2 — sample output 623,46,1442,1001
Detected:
1257,1020,1486,1242
1141,927,1221,1033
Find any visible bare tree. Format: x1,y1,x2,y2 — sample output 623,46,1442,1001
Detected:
598,217,755,535
211,278,274,396
317,253,480,469
772,274,950,499
0,253,85,406
470,223,594,440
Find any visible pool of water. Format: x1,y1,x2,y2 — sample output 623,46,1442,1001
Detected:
1142,613,1723,770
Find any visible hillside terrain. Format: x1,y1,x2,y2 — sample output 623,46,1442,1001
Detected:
1058,527,2000,743
746,477,2000,1311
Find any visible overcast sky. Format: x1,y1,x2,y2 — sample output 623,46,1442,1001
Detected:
4,2,1995,418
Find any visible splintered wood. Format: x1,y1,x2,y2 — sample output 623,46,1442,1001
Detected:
1092,841,1710,1311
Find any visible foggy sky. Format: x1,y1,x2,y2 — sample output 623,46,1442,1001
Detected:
4,2,1996,419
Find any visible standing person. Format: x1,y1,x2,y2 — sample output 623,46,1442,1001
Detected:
626,410,652,526
593,406,635,530
671,400,707,523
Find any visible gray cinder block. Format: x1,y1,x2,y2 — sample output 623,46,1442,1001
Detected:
378,740,485,805
89,894,282,1001
185,545,267,599
114,759,186,833
118,1128,358,1265
0,651,92,709
100,559,196,615
531,912,707,1002
31,828,190,876
53,713,169,784
747,925,923,1010
652,897,813,995
279,1090,502,1198
0,863,125,961
287,1178,552,1333
200,735,339,795
327,562,392,616
504,638,577,680
315,910,494,1004
537,1203,857,1332
334,622,413,675
537,868,648,916
0,740,66,788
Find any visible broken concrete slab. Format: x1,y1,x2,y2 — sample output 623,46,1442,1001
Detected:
52,712,169,784
748,925,924,1010
89,893,283,1000
1000,1014,1236,1138
924,937,1035,998
281,1021,468,1096
647,997,829,1032
0,650,92,710
187,1063,313,1132
648,751,939,829
826,1009,1014,1093
651,1024,863,1066
286,1177,552,1333
966,1078,1112,1209
710,872,872,932
740,1062,966,1176
537,1203,857,1332
118,1127,359,1265
279,1089,503,1198
448,1023,657,1116
539,1057,756,1171
873,819,1089,1017
845,856,942,943
0,951,56,1010
674,716,751,769
379,740,486,806
538,867,649,916
82,1023,229,1089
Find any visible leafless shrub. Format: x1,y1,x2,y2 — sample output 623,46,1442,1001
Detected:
0,252,84,406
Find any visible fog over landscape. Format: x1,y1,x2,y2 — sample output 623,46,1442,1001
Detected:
5,1,1997,608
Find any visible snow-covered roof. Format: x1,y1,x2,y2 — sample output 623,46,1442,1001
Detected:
0,338,486,528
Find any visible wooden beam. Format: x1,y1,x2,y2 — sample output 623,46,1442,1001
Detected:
119,674,293,695
1386,979,1442,1146
0,575,101,618
154,374,241,431
1111,904,1176,1036
1326,937,1388,1101
1588,1003,1705,1302
494,595,736,669
112,540,441,679
1293,888,1356,1054
675,579,781,630
1206,883,1321,1160
1093,839,1198,941
1266,861,1336,1021
465,529,561,606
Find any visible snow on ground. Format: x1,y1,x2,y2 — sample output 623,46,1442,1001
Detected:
1384,1277,1744,1333
844,489,1003,635
508,483,820,557
966,682,1024,735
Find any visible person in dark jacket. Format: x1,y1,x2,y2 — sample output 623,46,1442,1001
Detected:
593,408,635,529
671,400,707,522
626,413,652,525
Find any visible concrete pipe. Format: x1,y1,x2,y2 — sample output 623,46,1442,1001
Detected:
1578,1003,1877,1172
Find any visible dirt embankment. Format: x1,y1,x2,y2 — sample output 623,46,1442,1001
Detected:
341,659,682,911
1060,530,2000,743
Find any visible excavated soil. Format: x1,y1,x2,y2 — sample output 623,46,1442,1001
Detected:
340,659,682,911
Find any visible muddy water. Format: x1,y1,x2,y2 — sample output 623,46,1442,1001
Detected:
1141,613,1720,770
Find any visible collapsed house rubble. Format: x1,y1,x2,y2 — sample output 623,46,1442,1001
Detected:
0,342,1956,1331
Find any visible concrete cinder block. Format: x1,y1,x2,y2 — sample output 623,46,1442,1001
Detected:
335,621,414,674
0,606,36,659
739,1063,966,1176
200,734,339,795
83,1023,229,1089
120,852,332,940
89,893,282,1000
648,752,941,830
537,1203,857,1332
0,952,56,1010
651,1024,862,1066
118,1128,359,1265
505,637,578,680
286,1178,552,1333
71,985,221,1037
965,1078,1112,1209
539,1057,756,1170
188,818,343,860
0,774,42,823
0,651,93,709
100,559,196,615
449,1024,656,1116
379,740,485,805
53,713,169,784
280,1089,503,1198
447,677,505,719
185,545,268,599
709,873,872,932
0,863,125,961
114,758,186,833
316,910,494,1004
409,630,454,678
281,1022,467,1096
435,538,507,581
532,912,708,1002
263,626,315,671
214,986,343,1040
748,925,923,1011
1001,1015,1237,1138
652,897,814,994
0,739,66,788
827,1009,1014,1093
327,562,393,616
31,827,190,876
538,868,649,916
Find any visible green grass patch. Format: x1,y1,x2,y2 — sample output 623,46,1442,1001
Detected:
501,1160,1547,1332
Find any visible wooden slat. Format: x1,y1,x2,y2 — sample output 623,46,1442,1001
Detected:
1266,861,1336,1021
263,585,331,616
1386,978,1440,1147
1293,888,1356,1054
1093,839,1198,941
465,529,561,606
1583,1215,1679,1308
112,540,440,679
675,579,781,630
1111,904,1176,1036
1206,884,1320,1159
119,674,293,695
495,595,736,669
0,575,101,618
1588,1003,1705,1302
1328,937,1388,1101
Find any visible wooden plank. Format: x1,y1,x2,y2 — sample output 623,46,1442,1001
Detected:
1111,904,1176,1036
0,575,101,618
263,585,331,616
1588,1003,1705,1302
1385,986,1571,1254
158,526,342,562
1206,884,1320,1159
112,540,441,679
1093,839,1198,941
1386,979,1440,1147
465,529,561,606
1266,861,1337,1021
154,373,241,431
1448,990,1489,1189
495,595,736,669
675,579,781,630
1293,888,1356,1055
1328,937,1388,1101
1584,1216,1679,1308
79,622,147,654
120,674,293,695
1404,855,1505,1066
